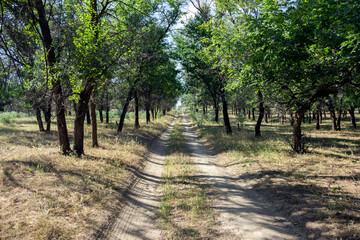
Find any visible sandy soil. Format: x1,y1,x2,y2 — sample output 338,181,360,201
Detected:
101,117,176,240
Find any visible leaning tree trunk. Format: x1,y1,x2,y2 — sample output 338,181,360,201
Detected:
292,107,307,153
117,89,133,132
35,106,45,132
255,91,264,137
134,90,140,129
349,106,357,128
91,92,98,147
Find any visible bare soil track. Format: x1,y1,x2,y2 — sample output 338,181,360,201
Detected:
100,117,177,240
101,113,303,239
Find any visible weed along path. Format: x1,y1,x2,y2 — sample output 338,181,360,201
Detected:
103,117,177,240
181,112,303,240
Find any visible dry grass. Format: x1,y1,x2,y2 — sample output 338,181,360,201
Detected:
0,112,174,240
160,118,216,239
193,111,360,240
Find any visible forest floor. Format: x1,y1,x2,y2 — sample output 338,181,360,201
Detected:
0,112,175,239
1,110,359,239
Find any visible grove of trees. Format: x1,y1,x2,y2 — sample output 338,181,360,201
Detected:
177,0,359,153
1,0,183,156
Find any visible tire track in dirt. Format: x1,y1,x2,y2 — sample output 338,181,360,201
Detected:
181,112,304,240
103,117,176,240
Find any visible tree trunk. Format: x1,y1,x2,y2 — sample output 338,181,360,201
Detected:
316,109,320,130
252,108,255,121
308,113,311,124
151,108,155,120
349,106,357,128
105,90,110,124
35,0,70,154
99,106,103,123
255,91,264,137
73,82,95,156
86,109,91,125
264,107,268,123
162,109,166,116
336,106,342,131
248,109,251,119
118,89,133,132
292,107,307,153
134,90,140,129
220,76,232,135
145,94,151,124
43,101,51,132
91,93,98,147
36,107,45,132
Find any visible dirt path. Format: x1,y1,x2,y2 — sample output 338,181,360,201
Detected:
181,113,304,240
103,117,176,240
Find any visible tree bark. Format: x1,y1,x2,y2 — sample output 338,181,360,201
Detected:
99,107,103,123
91,93,98,147
86,109,91,125
73,81,94,156
118,89,133,132
349,106,357,128
145,93,151,124
316,109,320,130
219,76,232,135
35,107,45,132
134,90,140,129
264,107,268,123
252,108,255,121
255,91,264,137
292,107,307,153
43,100,51,132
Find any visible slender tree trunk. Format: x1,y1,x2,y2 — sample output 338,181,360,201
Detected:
220,76,232,135
248,109,251,119
349,106,357,128
99,106,103,123
118,89,133,132
91,93,98,147
316,109,320,130
252,108,255,121
151,108,155,120
36,106,45,132
328,102,338,130
292,107,307,153
145,93,151,124
336,107,342,131
44,100,51,132
86,109,91,125
264,107,268,123
255,91,264,137
105,90,110,124
134,90,140,129
213,99,219,122
308,112,311,124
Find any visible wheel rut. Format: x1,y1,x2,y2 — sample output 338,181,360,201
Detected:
103,117,176,240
